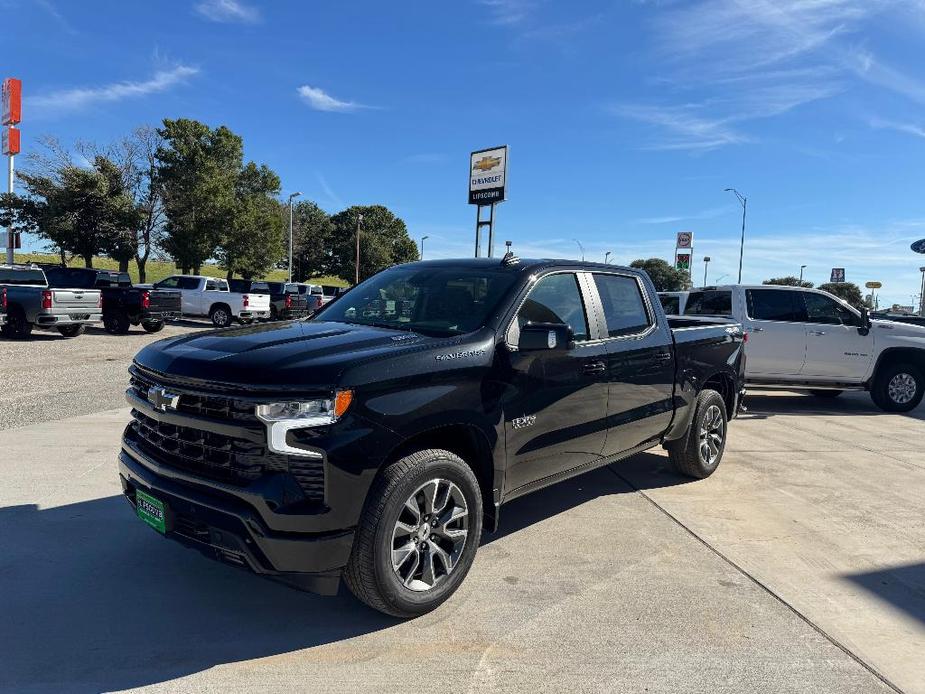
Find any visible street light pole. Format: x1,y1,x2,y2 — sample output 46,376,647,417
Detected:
420,235,429,260
573,239,585,261
800,264,807,283
725,188,747,283
703,256,711,287
355,213,363,286
919,266,925,317
604,251,611,264
287,192,301,283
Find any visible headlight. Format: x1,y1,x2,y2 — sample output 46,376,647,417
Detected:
256,390,354,456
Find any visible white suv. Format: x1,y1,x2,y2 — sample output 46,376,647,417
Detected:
683,285,925,412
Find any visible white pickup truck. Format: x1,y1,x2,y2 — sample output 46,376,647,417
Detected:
681,285,925,412
151,275,270,327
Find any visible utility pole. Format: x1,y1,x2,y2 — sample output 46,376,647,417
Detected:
725,188,747,283
355,213,363,286
287,192,301,283
703,256,711,287
420,235,429,260
573,239,585,261
800,264,807,283
604,251,611,264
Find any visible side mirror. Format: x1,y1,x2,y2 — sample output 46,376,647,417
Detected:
517,322,573,351
858,307,871,335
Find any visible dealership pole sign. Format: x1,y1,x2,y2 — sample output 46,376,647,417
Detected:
469,145,508,258
2,77,21,264
830,268,846,283
674,231,693,279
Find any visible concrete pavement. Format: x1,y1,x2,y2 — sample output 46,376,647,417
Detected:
2,396,919,693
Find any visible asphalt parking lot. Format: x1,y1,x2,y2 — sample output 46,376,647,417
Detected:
0,324,923,693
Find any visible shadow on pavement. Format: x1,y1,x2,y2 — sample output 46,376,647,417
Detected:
0,452,694,691
843,562,925,626
741,392,925,421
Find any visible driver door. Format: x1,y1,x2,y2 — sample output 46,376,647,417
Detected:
502,272,609,493
799,291,873,381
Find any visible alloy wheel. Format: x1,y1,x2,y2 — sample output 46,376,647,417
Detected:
698,404,724,466
391,479,469,592
888,373,917,405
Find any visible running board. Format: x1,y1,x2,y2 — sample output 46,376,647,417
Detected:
746,381,865,391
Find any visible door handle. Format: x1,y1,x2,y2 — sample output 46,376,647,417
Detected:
809,330,826,336
749,327,764,332
654,352,672,362
583,361,606,374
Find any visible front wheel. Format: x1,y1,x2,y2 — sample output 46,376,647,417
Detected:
344,449,483,618
141,320,165,334
57,324,85,338
871,363,924,412
665,389,728,479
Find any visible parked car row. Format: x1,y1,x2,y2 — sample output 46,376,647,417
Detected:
0,264,348,337
658,284,925,412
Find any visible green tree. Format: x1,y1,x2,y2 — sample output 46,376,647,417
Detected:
629,258,692,292
216,162,284,280
764,276,813,288
817,282,869,309
328,205,417,283
291,200,334,281
156,119,242,274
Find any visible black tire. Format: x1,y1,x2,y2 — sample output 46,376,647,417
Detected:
103,310,131,335
344,449,483,618
209,304,232,328
141,320,165,334
871,362,924,413
810,390,842,398
1,307,32,339
269,305,279,321
57,324,85,338
665,389,728,479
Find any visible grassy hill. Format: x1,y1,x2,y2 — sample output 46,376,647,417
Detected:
13,252,347,287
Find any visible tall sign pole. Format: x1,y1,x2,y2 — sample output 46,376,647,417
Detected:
469,146,507,257
674,231,693,283
2,78,22,265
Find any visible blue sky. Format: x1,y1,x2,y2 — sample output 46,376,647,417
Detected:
7,0,925,307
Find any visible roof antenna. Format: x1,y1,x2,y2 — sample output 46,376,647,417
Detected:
501,241,519,266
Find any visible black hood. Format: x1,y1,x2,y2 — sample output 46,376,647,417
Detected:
133,320,440,391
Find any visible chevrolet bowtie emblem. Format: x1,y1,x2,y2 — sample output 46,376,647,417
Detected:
148,386,180,412
472,155,502,172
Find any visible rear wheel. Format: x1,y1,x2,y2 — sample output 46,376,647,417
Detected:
103,310,131,334
209,305,232,328
1,307,32,339
810,390,842,398
345,449,483,618
141,320,165,333
871,363,924,412
57,324,85,338
665,389,728,479
269,305,279,321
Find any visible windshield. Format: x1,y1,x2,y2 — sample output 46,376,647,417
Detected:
685,290,733,316
314,265,520,337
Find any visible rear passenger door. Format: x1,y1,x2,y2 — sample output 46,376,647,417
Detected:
590,272,676,457
742,289,807,377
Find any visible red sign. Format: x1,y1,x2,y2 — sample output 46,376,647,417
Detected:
2,127,20,155
2,78,21,125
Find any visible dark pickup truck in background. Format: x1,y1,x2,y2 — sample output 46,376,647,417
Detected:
119,257,745,618
43,267,181,334
228,279,310,321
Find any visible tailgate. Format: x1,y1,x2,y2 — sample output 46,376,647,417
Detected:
52,289,101,310
290,294,309,311
149,289,181,312
247,293,271,311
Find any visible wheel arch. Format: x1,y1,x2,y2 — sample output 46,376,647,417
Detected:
702,370,737,417
871,347,925,385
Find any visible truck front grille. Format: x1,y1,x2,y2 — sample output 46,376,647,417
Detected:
130,370,255,423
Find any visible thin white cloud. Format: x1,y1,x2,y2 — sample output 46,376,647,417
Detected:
194,0,260,23
297,85,371,113
870,117,925,139
611,104,750,151
28,65,199,115
479,0,536,25
35,0,78,34
315,173,344,209
635,205,733,225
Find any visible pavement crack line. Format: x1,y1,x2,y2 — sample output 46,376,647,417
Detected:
606,464,905,694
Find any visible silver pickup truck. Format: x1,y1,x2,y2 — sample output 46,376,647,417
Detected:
0,264,103,338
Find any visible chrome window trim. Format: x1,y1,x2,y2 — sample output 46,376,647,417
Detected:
584,270,658,344
504,269,595,349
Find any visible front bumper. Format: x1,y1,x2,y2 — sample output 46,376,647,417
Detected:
118,445,355,595
240,310,270,320
35,312,103,328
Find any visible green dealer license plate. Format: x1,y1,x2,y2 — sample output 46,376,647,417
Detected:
136,489,167,534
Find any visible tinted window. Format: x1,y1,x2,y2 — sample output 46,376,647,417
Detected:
265,282,285,293
248,282,270,293
594,274,651,337
747,289,804,322
117,273,132,287
0,267,47,285
518,273,589,341
228,279,249,292
685,290,732,316
177,277,202,290
44,268,100,289
155,277,180,289
284,283,299,294
322,285,339,296
316,265,520,337
659,295,680,314
802,292,860,326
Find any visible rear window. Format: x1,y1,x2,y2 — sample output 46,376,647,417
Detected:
44,267,100,289
322,285,340,296
684,290,732,316
746,289,804,322
0,267,47,285
265,282,286,293
593,273,651,337
659,295,680,314
248,282,270,293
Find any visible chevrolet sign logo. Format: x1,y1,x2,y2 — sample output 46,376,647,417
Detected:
472,155,501,172
148,386,180,412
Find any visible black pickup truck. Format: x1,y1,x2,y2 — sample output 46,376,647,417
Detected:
43,267,181,334
119,257,745,617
